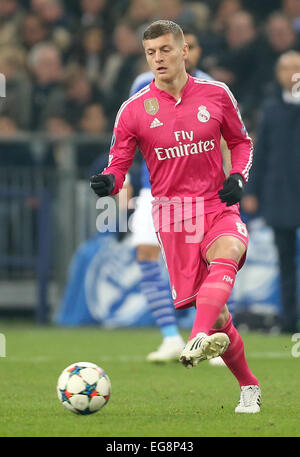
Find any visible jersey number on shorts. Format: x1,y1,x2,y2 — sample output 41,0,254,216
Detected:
236,222,248,237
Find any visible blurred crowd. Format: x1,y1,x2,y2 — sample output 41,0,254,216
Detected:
1,0,300,141
0,0,299,329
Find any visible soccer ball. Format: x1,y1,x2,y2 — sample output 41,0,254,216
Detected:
57,361,111,415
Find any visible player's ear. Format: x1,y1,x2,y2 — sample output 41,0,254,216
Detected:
183,42,189,59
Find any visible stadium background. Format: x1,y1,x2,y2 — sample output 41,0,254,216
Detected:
0,0,299,330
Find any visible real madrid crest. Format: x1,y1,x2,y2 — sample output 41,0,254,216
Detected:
144,98,159,115
197,105,210,123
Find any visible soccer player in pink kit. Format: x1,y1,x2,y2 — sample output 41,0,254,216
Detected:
90,20,261,413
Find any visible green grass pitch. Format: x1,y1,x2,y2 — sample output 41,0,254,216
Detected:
0,322,299,437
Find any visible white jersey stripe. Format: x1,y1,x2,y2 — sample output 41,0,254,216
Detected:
243,142,253,181
193,78,238,109
115,85,150,127
209,260,238,273
194,77,253,181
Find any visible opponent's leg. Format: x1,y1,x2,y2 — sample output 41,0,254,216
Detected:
138,245,184,362
131,187,184,361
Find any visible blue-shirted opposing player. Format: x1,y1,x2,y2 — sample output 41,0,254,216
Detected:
126,29,228,363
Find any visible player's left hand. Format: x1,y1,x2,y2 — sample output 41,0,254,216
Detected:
218,173,244,206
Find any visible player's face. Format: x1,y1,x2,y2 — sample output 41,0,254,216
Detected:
184,34,201,75
144,33,188,83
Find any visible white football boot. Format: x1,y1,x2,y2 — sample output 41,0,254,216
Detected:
146,336,185,362
235,385,261,413
179,332,230,368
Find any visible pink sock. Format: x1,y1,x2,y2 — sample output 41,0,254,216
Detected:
209,314,259,387
189,258,238,339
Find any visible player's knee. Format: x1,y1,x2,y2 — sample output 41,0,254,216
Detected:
207,237,246,263
224,244,245,263
136,245,160,262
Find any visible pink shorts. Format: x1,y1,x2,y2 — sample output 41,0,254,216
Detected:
156,205,248,309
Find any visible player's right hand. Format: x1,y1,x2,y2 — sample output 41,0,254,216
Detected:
218,173,244,206
90,173,115,197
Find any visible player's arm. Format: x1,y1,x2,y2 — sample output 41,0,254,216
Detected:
220,136,231,177
117,174,133,210
90,103,137,197
108,74,150,199
218,86,253,206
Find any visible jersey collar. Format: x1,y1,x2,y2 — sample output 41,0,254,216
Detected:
150,73,194,102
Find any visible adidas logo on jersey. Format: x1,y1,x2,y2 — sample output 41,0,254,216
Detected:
150,118,163,128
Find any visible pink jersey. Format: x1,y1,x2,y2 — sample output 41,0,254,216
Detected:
102,75,253,228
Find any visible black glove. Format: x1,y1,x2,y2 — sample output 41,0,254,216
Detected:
90,173,115,197
218,173,244,206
